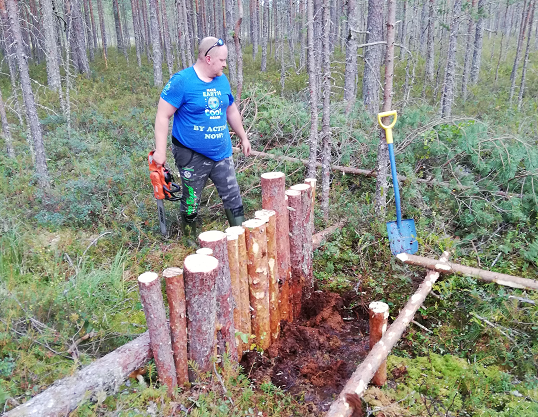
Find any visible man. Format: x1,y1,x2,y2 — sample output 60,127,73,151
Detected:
153,37,251,241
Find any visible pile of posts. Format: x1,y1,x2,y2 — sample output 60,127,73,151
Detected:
137,172,317,393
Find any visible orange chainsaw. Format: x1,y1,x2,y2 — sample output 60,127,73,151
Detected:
148,151,181,236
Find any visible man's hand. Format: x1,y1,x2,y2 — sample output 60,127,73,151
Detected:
153,149,166,166
240,137,251,157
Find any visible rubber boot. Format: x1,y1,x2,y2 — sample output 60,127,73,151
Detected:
225,208,245,227
180,212,198,248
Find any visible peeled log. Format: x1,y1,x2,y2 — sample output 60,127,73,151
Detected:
304,177,316,232
198,231,237,360
369,302,389,386
255,209,280,343
290,183,313,298
326,252,451,417
138,272,177,395
243,218,271,350
183,254,219,379
261,172,292,322
396,253,538,290
225,228,244,359
163,267,189,386
5,332,152,417
286,189,305,320
226,226,252,355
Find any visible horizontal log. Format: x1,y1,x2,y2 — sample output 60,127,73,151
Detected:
396,253,538,290
232,147,512,198
326,253,450,417
6,332,153,416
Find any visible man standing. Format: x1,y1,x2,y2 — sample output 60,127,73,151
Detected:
153,37,251,241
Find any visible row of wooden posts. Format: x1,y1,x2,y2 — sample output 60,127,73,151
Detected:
137,172,317,393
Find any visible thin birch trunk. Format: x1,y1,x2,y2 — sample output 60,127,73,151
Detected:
306,0,318,179
440,0,462,118
518,0,535,111
6,0,50,189
320,0,331,220
470,0,485,84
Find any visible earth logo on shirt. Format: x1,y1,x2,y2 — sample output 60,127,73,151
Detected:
207,96,220,110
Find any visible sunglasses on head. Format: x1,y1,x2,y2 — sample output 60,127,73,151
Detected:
205,38,225,57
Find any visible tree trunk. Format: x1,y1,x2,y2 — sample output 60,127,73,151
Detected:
182,0,193,66
286,189,305,320
113,0,126,59
251,0,258,58
137,272,177,395
320,0,331,220
121,0,131,52
71,0,90,75
369,302,389,386
517,0,535,111
362,0,384,115
300,0,306,68
149,0,163,85
440,0,462,118
83,0,94,61
470,0,485,84
234,0,244,103
424,0,435,86
225,0,237,87
306,0,318,179
462,0,478,101
41,0,62,90
97,0,108,65
260,0,268,71
398,0,407,60
344,0,358,112
161,0,174,77
131,0,142,66
88,0,98,52
509,0,532,103
0,89,14,158
6,0,50,189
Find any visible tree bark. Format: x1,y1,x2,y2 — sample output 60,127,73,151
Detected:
71,0,90,75
163,267,189,387
137,272,177,395
251,0,258,58
306,0,319,179
225,0,237,87
6,0,50,190
261,172,292,323
424,0,435,84
509,0,532,103
470,0,485,84
344,0,359,112
320,0,331,220
517,0,535,111
440,0,462,118
161,0,174,77
83,0,94,61
183,254,218,379
149,0,163,85
254,209,280,344
112,0,126,59
131,0,143,66
198,231,237,360
41,0,62,90
286,189,305,320
5,332,153,417
362,0,384,114
234,0,244,104
0,89,14,158
290,184,313,299
260,0,268,71
243,218,271,350
462,0,478,101
97,0,108,65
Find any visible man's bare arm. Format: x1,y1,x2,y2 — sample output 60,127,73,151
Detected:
154,98,178,166
226,102,251,157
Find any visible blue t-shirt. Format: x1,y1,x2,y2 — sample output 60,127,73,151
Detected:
160,67,234,161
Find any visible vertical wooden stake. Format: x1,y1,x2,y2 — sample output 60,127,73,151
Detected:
261,172,292,322
226,226,252,354
255,209,280,343
369,301,389,386
225,229,244,360
138,272,177,395
290,183,314,298
198,231,237,360
304,177,316,231
183,254,218,380
286,189,305,320
163,267,189,387
243,218,271,350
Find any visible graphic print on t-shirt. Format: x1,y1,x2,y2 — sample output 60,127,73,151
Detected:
204,88,223,119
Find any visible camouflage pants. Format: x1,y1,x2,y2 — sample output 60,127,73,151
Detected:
171,142,243,216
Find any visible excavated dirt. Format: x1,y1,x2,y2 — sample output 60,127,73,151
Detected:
240,291,370,414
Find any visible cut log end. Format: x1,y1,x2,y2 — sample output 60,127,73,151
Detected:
255,209,276,221
242,218,267,229
162,267,183,278
184,254,219,272
261,172,285,180
138,272,159,284
369,302,389,316
198,230,226,242
285,190,301,197
196,248,214,256
290,183,310,191
226,226,245,236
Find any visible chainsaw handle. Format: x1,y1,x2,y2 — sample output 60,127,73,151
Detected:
164,182,181,195
377,111,398,144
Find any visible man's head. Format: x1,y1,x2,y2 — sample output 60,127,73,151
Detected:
197,37,228,78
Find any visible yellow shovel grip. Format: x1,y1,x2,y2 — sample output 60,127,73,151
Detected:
377,110,398,144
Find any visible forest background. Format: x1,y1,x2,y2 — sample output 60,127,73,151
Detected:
0,0,538,415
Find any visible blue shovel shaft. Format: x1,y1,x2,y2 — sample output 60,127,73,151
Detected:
387,142,402,228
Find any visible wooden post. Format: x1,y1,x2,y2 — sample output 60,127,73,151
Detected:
243,218,271,350
304,177,316,232
225,228,244,359
286,189,304,320
198,231,237,359
255,209,280,344
138,272,177,395
290,183,314,298
326,253,451,416
183,254,218,379
226,226,252,354
261,172,292,322
163,267,189,387
369,301,389,386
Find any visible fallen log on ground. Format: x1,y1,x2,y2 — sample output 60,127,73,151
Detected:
326,252,450,417
232,147,512,198
312,220,347,250
5,332,153,417
396,253,538,290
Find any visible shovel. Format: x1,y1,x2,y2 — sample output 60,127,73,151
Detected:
377,110,418,255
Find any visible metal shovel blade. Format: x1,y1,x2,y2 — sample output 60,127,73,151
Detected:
386,219,418,255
